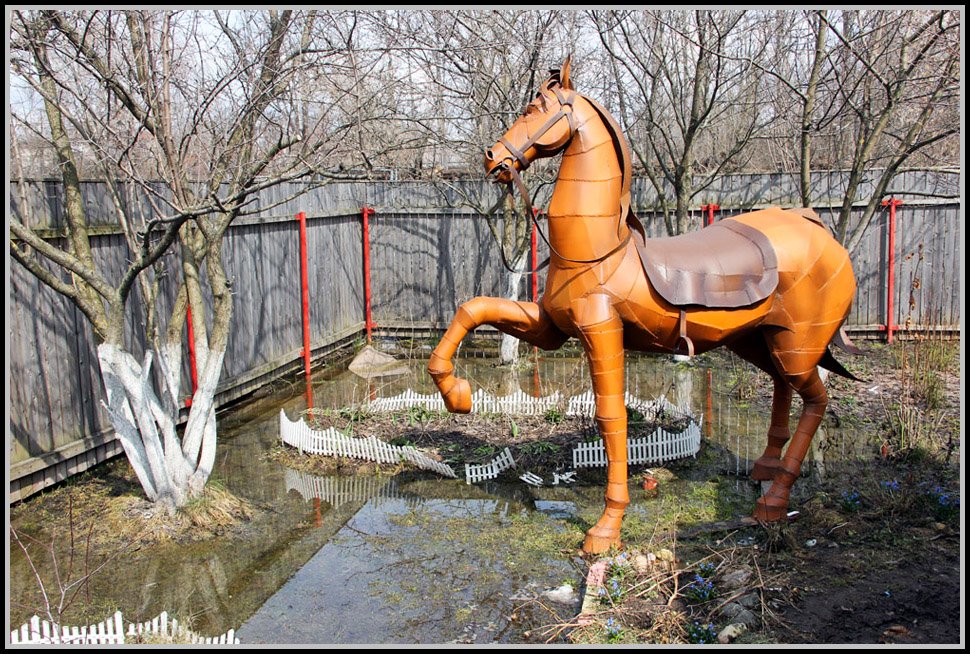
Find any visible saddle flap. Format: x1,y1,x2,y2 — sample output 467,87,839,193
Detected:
633,219,779,308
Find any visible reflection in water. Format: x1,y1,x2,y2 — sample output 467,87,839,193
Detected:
238,476,579,644
9,349,874,643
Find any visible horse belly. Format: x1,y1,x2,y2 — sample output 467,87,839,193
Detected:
619,297,772,355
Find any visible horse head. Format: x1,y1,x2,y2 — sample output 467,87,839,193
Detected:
485,56,578,185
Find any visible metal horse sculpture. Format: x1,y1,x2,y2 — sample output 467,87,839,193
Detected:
429,58,859,554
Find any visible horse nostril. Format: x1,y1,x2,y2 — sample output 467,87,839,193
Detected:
486,149,494,161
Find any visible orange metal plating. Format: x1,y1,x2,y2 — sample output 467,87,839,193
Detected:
429,58,859,554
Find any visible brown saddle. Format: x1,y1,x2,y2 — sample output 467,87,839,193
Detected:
629,217,779,309
584,95,781,310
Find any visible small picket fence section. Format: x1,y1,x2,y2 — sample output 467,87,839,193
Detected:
368,387,693,423
464,447,516,484
567,391,694,423
9,611,239,645
573,420,703,469
287,390,700,485
367,388,565,416
279,410,458,479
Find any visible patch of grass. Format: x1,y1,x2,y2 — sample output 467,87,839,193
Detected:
882,330,957,460
519,441,560,456
543,407,565,424
180,480,253,531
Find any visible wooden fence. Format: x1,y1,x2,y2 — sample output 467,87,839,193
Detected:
8,170,960,501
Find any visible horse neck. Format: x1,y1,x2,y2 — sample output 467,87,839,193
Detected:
546,97,625,265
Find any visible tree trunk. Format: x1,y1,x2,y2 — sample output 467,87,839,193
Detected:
498,248,530,366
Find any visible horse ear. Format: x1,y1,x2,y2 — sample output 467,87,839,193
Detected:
561,55,573,90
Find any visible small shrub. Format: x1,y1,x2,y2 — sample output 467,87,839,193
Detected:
840,490,862,513
919,484,960,522
683,574,716,603
687,621,718,644
543,407,565,424
604,617,624,643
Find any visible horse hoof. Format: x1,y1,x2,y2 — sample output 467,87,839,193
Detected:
753,496,789,522
582,527,622,555
443,377,471,414
750,458,779,481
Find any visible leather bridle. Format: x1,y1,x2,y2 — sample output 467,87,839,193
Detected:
496,85,577,173
489,84,631,275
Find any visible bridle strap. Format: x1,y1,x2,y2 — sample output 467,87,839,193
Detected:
490,85,630,273
504,163,631,267
483,187,550,277
497,89,576,173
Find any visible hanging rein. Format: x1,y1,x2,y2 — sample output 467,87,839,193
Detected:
487,86,631,276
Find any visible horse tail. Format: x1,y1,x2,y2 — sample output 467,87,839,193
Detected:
819,326,865,381
833,325,864,355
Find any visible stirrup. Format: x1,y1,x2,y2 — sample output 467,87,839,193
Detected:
673,309,695,358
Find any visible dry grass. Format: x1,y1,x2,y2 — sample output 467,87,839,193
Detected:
10,459,256,549
180,481,254,531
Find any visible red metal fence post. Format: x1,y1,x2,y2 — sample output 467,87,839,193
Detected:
881,198,903,343
297,211,313,409
185,304,198,407
702,203,720,227
298,211,312,378
362,206,375,343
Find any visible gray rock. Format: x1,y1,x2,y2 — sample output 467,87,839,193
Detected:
717,623,747,644
720,566,753,589
542,584,579,604
720,602,760,628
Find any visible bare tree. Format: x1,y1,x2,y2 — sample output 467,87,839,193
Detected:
816,10,960,253
374,10,579,365
591,10,779,235
9,9,373,512
732,10,959,249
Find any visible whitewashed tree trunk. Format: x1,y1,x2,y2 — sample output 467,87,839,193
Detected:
96,340,223,514
499,248,529,366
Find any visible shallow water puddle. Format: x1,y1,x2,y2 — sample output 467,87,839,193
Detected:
10,350,874,643
237,480,581,644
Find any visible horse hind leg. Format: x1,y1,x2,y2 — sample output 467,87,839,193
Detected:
755,352,829,522
728,336,793,481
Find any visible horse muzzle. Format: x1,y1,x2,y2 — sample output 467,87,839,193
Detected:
484,147,516,184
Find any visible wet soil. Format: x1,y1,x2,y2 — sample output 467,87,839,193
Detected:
9,339,961,645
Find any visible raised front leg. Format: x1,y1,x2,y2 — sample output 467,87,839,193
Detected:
429,297,567,413
570,294,628,554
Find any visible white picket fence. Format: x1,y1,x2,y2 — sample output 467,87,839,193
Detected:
572,421,703,469
464,447,516,484
367,387,564,416
9,610,239,645
284,390,700,486
284,467,423,510
279,410,458,479
366,387,694,422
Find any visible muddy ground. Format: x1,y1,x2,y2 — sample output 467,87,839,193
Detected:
9,340,962,645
